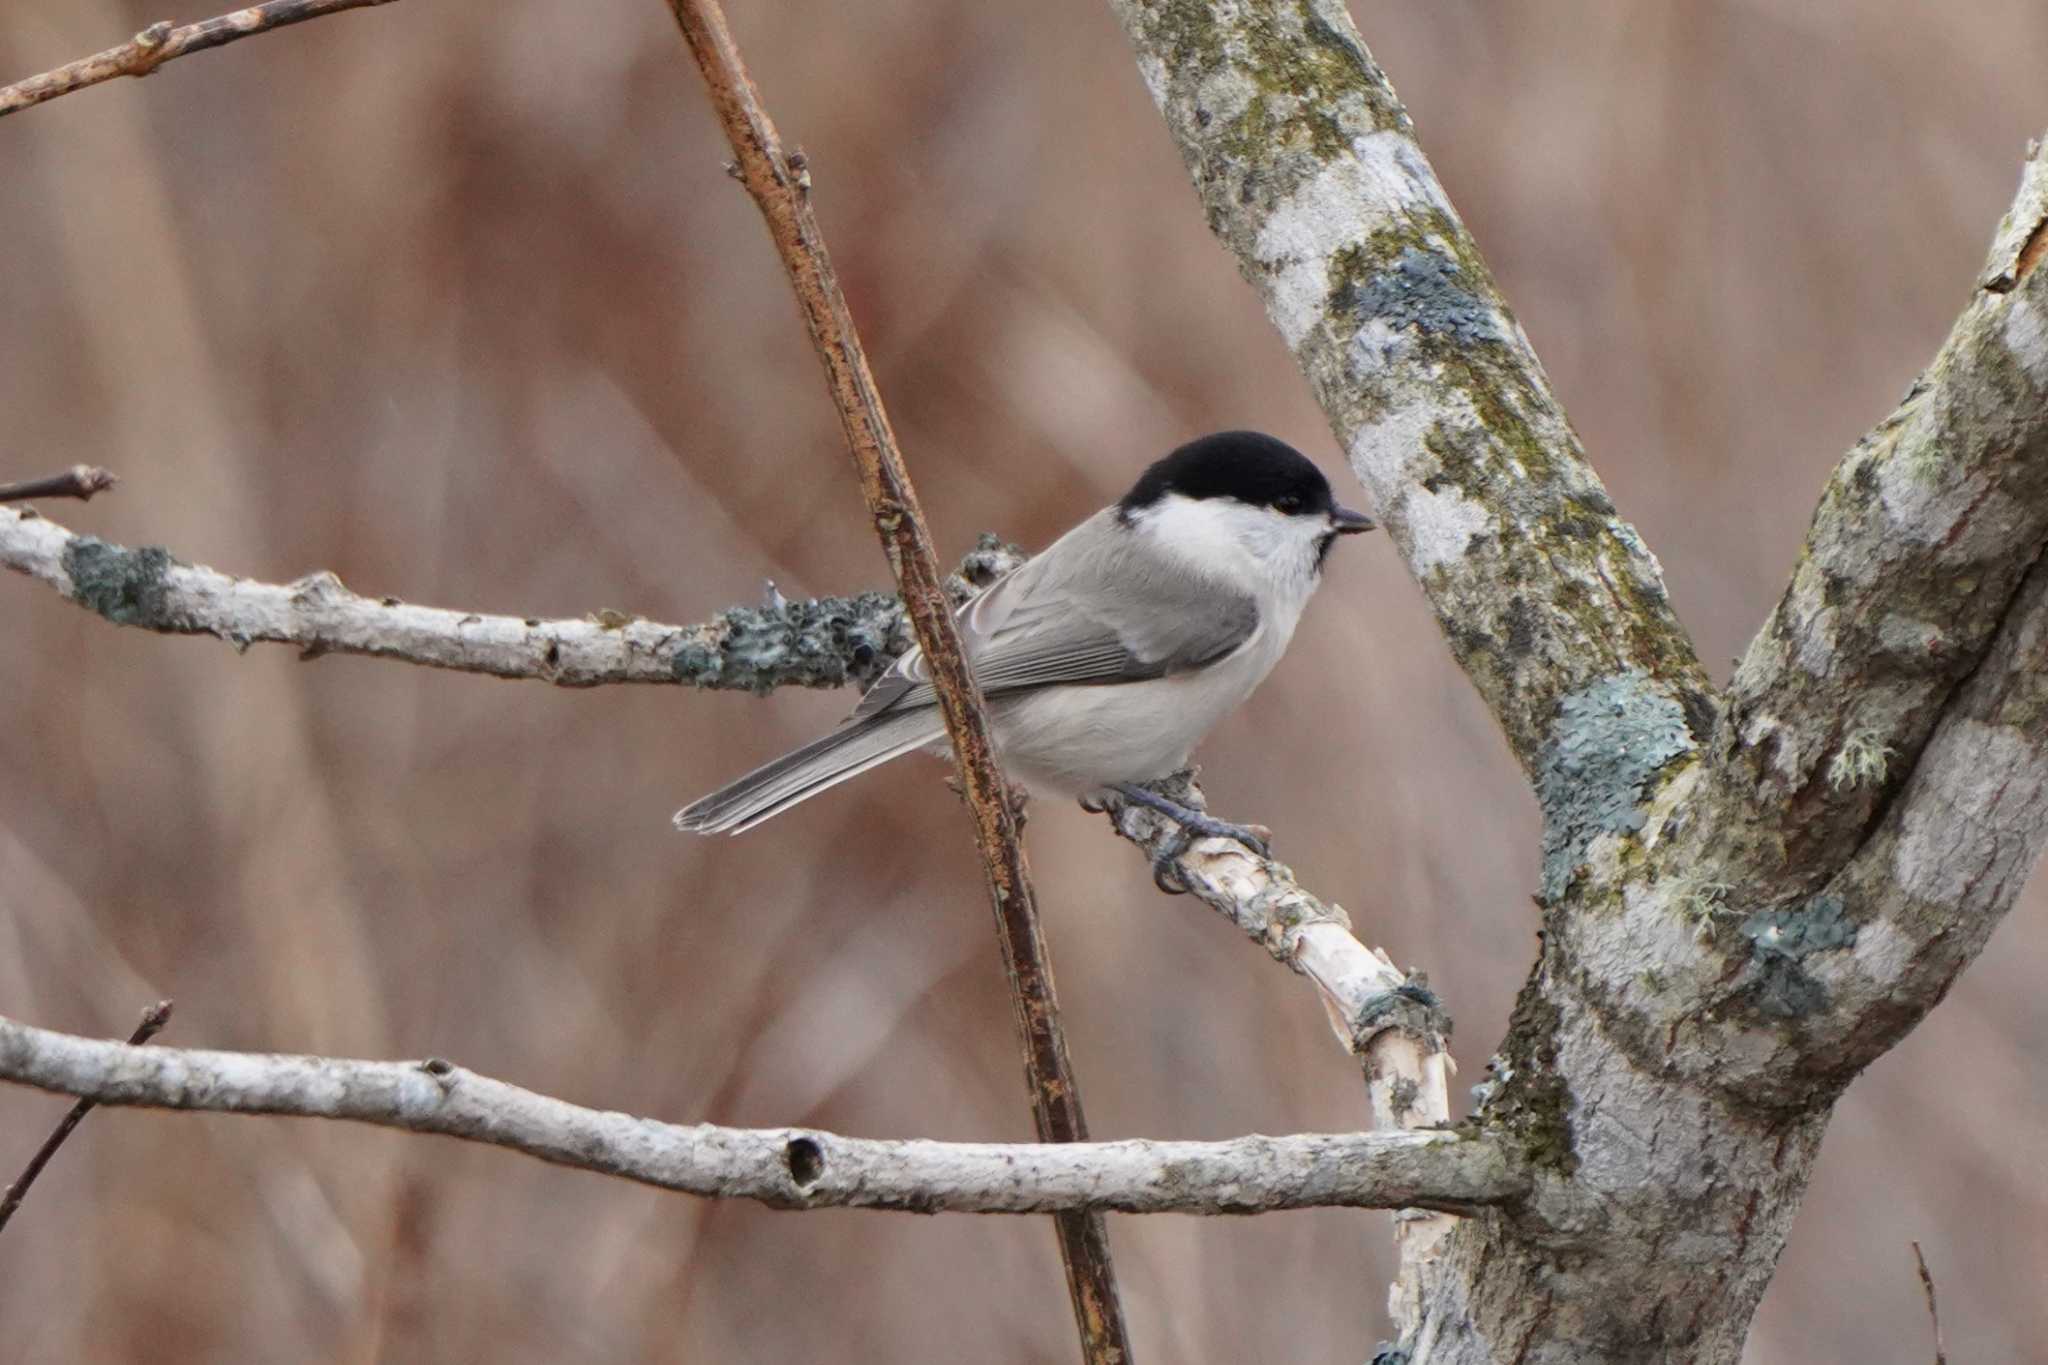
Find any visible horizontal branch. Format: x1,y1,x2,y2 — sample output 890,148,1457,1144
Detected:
1705,135,2048,899
0,505,1018,692
0,466,117,504
0,0,402,120
0,1013,1525,1216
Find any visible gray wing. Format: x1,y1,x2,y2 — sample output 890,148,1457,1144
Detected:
850,509,1260,723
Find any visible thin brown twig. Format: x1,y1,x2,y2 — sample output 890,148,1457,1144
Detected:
0,999,171,1234
0,466,118,504
0,0,402,120
1910,1241,1948,1365
662,3,1131,1359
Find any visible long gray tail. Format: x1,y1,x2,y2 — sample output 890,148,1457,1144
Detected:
674,709,942,835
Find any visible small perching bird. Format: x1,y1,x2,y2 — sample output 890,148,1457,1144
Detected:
675,431,1374,854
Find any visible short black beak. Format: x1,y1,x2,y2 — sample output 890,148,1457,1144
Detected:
1331,505,1375,534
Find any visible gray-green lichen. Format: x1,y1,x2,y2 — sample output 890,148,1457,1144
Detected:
61,537,182,628
1337,246,1501,350
1739,895,1857,1018
1536,671,1693,902
673,591,908,694
673,534,1023,694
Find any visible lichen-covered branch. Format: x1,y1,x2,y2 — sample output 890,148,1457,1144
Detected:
0,1013,1527,1216
1692,535,2048,1110
1705,139,2048,901
0,505,1017,692
0,0,403,120
1106,0,1712,779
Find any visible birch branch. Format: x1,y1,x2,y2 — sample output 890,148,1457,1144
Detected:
0,1,402,120
1105,0,1712,785
1098,771,1458,1332
0,1013,1526,1216
0,505,1018,692
661,3,1130,1355
1703,137,2048,900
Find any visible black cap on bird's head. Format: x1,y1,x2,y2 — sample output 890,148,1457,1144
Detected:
1118,430,1375,534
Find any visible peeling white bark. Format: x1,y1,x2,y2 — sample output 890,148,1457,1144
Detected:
0,1012,1523,1216
1100,775,1459,1336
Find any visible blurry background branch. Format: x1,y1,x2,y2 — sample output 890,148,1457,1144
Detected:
0,505,1019,691
0,466,117,504
0,0,402,119
0,1013,1526,1216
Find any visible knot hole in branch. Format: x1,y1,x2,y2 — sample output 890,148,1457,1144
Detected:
784,1135,824,1188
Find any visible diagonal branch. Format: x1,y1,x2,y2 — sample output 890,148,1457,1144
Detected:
0,505,1019,693
661,3,1131,1357
1098,772,1459,1329
0,1000,171,1235
0,466,118,504
1702,137,2048,901
0,1,403,120
0,1013,1528,1216
1106,0,1711,783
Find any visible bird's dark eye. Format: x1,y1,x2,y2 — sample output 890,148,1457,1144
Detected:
1274,495,1303,514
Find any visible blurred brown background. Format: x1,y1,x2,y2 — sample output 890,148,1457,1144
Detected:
1,1,2042,1360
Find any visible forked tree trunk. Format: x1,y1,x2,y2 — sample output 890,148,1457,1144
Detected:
1109,2,2048,1358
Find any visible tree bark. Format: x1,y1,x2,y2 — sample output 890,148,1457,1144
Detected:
1107,2,2048,1360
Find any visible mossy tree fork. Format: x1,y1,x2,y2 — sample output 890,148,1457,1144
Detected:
3,1,2048,1362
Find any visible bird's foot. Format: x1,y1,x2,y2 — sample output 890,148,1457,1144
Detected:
1103,782,1272,894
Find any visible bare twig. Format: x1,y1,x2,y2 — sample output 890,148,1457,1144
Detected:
1910,1242,1948,1365
662,4,1131,1355
0,1,402,120
0,506,1020,693
0,466,117,504
0,1000,170,1235
0,1012,1529,1216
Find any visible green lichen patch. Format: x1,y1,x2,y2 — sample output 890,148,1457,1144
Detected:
673,591,908,694
1739,895,1857,1018
1536,672,1693,903
1335,245,1501,349
61,537,181,628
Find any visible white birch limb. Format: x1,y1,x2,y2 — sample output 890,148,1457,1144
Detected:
0,1013,1524,1216
0,505,1018,693
1100,774,1457,1332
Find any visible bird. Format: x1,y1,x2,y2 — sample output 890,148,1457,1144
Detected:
674,430,1374,860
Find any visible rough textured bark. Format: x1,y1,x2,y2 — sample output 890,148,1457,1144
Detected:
1109,3,2048,1360
0,1014,1526,1216
1106,0,1711,784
